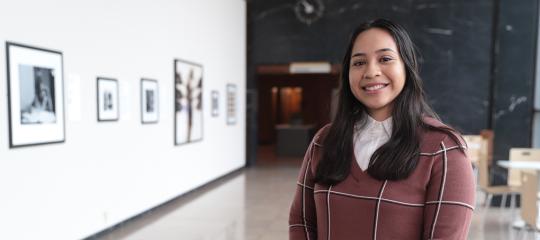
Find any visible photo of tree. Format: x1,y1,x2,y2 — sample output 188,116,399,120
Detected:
174,59,203,145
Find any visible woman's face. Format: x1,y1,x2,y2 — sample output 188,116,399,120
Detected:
37,83,48,101
348,28,406,121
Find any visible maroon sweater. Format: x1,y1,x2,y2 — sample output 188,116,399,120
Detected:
289,117,476,240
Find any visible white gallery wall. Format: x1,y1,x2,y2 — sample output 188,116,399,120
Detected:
0,0,246,239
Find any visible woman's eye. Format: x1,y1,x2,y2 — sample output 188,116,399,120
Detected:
380,57,393,63
352,61,366,66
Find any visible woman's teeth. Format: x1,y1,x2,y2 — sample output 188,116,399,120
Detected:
364,84,388,91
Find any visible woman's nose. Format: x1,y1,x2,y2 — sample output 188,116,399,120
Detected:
363,62,381,79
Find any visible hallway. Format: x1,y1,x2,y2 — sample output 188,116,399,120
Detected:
92,161,298,240
90,155,540,240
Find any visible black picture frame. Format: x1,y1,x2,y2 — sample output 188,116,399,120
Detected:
141,78,159,124
6,41,66,148
96,77,119,122
174,59,204,146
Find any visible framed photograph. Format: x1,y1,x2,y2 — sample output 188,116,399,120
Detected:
97,77,119,121
6,42,65,148
174,59,203,145
211,90,219,117
141,78,159,123
226,83,237,125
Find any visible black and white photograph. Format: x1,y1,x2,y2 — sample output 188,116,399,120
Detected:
141,78,159,123
97,77,119,121
6,42,65,147
211,90,219,117
19,65,57,124
174,59,203,145
226,83,237,125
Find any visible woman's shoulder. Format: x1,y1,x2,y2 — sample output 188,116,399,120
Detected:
302,124,331,173
311,123,332,146
419,116,466,154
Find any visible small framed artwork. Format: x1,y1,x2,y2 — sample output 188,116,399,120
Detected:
211,90,219,117
174,59,203,145
97,77,119,121
141,78,159,123
6,42,65,148
226,83,237,125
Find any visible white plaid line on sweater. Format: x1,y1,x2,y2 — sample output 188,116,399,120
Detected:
327,185,332,240
429,141,449,240
312,189,475,212
420,145,466,156
373,180,388,240
425,200,475,211
301,142,315,240
289,224,317,230
297,182,314,190
314,189,424,207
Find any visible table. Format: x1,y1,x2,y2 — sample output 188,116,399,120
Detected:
498,160,540,170
497,160,540,229
275,124,315,157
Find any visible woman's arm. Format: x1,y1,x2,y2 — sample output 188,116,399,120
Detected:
289,137,319,240
423,136,476,240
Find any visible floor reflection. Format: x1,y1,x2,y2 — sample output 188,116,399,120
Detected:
92,145,540,240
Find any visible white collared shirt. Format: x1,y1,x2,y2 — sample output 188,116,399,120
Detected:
353,115,393,171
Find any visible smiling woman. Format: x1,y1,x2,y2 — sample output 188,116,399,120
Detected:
349,28,406,122
289,19,476,240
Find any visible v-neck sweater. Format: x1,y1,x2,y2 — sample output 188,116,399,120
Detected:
289,117,475,240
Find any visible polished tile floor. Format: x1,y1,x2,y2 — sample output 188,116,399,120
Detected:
91,146,540,240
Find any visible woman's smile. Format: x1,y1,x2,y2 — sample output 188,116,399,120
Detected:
362,82,390,94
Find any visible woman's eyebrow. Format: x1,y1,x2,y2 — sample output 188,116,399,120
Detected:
351,48,396,58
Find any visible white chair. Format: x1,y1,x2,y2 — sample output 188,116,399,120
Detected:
464,135,519,209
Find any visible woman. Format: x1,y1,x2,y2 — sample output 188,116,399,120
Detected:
289,19,475,240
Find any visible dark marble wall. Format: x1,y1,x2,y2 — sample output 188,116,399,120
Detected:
492,0,538,162
246,0,538,164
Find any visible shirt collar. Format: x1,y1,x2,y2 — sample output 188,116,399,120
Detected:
356,114,393,137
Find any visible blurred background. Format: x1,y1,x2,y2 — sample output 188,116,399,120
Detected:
0,0,538,239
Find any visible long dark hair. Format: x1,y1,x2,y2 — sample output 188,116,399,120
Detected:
314,19,463,184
